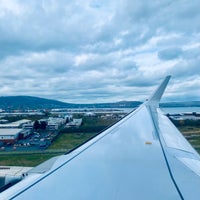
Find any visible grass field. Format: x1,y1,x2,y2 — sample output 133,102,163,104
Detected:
49,132,97,150
0,153,62,167
177,126,200,134
177,126,200,153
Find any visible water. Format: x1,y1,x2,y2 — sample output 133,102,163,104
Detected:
161,107,200,114
123,107,200,114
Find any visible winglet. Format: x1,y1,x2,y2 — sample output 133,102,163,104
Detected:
146,75,171,107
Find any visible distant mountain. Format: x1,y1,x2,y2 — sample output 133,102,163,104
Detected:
0,96,199,110
0,96,142,110
0,96,71,110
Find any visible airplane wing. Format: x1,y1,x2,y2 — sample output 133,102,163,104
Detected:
1,76,200,200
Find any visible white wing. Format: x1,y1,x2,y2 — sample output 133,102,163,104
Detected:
1,76,200,200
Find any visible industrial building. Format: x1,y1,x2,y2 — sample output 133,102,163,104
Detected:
66,118,82,127
47,117,66,130
0,129,23,143
0,120,31,129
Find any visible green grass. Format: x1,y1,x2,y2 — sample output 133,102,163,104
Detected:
187,139,200,146
0,153,61,167
177,126,200,153
49,132,97,150
178,126,200,134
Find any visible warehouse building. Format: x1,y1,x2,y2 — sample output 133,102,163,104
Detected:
0,120,31,129
0,129,22,143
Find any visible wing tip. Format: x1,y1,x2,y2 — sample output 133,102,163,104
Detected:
147,75,171,106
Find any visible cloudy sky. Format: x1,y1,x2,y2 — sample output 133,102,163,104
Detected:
0,0,200,103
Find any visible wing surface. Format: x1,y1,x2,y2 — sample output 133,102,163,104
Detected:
1,76,200,200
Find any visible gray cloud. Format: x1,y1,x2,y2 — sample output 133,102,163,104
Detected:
158,47,183,60
0,0,200,103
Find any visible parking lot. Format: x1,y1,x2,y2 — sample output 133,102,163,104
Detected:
0,130,59,152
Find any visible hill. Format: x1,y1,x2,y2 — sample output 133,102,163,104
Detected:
0,96,71,110
0,96,142,110
0,96,199,110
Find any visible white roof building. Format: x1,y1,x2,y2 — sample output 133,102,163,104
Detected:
0,120,31,128
66,118,82,127
0,129,22,142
